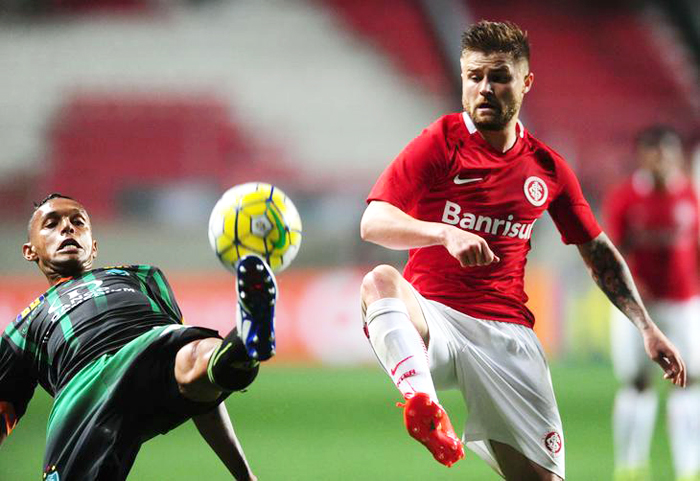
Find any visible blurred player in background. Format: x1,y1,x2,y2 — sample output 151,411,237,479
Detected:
0,193,278,481
360,21,686,480
605,127,700,481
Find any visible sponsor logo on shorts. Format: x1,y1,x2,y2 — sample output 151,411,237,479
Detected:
524,176,548,207
543,430,563,456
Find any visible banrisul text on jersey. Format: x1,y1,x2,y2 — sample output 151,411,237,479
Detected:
441,201,536,240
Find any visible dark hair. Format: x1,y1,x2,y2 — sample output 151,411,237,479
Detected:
635,125,682,149
461,20,530,64
27,193,77,237
33,193,75,211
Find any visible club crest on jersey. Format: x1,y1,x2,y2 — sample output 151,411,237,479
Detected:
542,430,563,456
524,176,548,207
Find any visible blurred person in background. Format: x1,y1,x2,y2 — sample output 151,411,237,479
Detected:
605,126,700,481
0,193,278,481
359,20,686,481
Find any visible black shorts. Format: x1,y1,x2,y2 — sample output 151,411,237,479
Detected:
42,325,251,481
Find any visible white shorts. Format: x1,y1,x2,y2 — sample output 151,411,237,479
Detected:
611,296,700,384
411,288,565,479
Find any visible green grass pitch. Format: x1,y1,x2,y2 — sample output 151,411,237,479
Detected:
0,363,674,480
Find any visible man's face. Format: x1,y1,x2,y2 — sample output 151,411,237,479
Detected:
23,198,97,278
460,50,533,131
638,135,684,180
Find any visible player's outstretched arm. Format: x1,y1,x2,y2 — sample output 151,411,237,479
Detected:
576,232,687,387
0,338,36,448
361,201,499,266
192,402,256,481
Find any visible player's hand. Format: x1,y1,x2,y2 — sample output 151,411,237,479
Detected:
642,324,686,387
0,401,17,447
442,226,500,267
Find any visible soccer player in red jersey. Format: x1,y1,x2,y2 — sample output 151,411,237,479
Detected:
605,126,700,481
360,21,686,480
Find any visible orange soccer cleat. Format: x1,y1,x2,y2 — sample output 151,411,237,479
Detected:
399,393,465,467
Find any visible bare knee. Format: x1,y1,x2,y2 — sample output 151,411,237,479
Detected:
174,338,222,402
360,264,429,340
361,264,403,305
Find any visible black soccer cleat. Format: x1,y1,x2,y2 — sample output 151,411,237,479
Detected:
236,255,277,361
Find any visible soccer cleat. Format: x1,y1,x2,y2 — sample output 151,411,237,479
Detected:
236,255,277,361
399,392,465,467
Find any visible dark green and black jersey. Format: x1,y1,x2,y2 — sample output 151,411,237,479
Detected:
0,265,183,419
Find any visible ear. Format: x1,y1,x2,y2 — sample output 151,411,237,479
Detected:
523,72,534,94
90,239,98,262
22,243,38,262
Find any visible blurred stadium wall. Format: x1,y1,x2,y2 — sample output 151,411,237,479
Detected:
0,0,698,363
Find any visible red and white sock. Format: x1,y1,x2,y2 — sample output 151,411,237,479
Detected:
364,298,438,401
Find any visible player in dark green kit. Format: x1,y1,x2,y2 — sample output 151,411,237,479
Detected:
0,194,278,480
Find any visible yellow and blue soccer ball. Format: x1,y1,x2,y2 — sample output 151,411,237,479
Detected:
208,182,302,272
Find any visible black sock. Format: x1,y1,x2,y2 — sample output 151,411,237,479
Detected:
207,330,260,392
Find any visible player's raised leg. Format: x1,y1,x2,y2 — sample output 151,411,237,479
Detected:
175,255,276,401
233,255,278,362
361,264,464,467
361,265,436,399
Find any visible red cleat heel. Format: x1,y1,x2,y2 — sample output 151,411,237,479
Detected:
400,393,465,467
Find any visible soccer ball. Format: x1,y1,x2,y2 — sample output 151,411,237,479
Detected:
208,182,302,272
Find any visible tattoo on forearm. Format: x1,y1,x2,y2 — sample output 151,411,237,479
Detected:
577,234,649,330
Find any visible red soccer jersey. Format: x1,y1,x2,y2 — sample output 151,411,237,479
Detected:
367,112,601,327
604,171,700,301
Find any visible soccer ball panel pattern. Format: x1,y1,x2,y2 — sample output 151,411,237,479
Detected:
208,182,303,272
